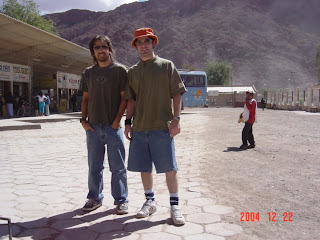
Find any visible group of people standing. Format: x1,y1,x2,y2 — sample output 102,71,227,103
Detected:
0,92,27,118
80,28,186,225
33,91,50,116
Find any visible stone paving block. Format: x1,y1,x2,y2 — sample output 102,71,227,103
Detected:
44,203,76,213
55,229,98,240
113,213,140,224
15,184,38,190
16,227,59,240
165,222,203,236
16,196,44,203
15,217,49,229
149,214,171,223
203,205,235,215
205,223,243,237
16,211,47,219
184,233,225,240
38,185,63,192
188,197,217,206
79,208,115,223
186,213,221,224
124,220,164,234
42,196,71,204
13,179,35,185
48,210,82,221
0,194,16,201
141,232,182,240
178,205,202,215
178,192,201,199
188,186,212,193
51,218,88,231
15,202,46,211
179,181,201,188
39,191,66,198
89,220,124,233
96,231,139,240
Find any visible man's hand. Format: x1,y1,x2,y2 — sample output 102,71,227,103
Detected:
82,122,94,131
124,125,133,141
169,119,181,138
111,121,120,130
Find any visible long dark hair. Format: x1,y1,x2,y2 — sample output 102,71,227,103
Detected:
89,35,116,64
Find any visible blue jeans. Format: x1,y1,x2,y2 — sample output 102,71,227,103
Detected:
86,124,128,204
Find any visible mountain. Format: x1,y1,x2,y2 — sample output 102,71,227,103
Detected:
46,0,320,89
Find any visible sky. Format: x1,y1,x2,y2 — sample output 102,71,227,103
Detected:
34,0,148,14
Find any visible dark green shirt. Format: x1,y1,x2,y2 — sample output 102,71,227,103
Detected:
80,62,127,125
125,56,186,131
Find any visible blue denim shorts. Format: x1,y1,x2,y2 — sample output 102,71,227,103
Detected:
127,130,178,173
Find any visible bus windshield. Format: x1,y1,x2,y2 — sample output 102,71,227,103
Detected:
180,75,206,87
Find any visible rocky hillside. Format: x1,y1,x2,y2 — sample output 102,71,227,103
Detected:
46,0,320,89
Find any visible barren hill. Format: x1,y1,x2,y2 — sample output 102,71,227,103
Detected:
46,0,320,89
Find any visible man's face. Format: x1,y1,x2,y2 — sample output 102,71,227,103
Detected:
93,40,110,63
135,36,154,59
246,93,253,100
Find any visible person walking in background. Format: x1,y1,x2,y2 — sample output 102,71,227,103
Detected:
33,93,39,116
80,35,129,214
37,91,46,116
44,93,50,116
70,93,77,112
239,91,257,150
0,93,4,117
124,28,187,225
5,91,14,118
261,98,266,111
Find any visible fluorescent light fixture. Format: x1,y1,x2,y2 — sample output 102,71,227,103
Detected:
32,58,41,62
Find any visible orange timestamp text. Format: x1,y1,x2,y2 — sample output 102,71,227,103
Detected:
240,212,293,222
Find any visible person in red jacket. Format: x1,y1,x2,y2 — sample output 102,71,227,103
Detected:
239,91,257,150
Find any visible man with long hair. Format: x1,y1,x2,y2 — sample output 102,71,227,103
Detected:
80,35,129,214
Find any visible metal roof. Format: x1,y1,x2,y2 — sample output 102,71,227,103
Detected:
207,85,257,93
0,13,92,80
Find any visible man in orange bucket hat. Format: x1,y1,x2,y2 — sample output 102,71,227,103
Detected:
125,28,186,225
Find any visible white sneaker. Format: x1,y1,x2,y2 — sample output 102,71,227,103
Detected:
171,205,185,225
136,199,157,218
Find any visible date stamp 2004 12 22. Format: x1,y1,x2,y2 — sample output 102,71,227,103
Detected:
240,212,293,222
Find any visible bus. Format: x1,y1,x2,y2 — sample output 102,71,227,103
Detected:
178,70,208,108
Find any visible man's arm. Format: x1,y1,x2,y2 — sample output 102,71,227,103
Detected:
169,93,182,138
81,92,94,131
124,99,136,140
111,91,127,129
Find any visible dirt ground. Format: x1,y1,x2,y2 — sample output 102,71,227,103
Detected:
180,107,320,240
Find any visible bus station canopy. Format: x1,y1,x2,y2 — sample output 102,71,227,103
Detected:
0,13,92,80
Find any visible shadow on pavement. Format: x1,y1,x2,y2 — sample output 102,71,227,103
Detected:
224,147,245,152
1,208,167,240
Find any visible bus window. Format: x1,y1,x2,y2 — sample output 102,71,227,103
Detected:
181,75,205,87
181,76,194,87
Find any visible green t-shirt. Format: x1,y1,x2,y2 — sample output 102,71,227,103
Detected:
80,62,127,125
125,56,186,131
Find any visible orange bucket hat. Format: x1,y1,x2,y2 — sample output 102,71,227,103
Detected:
131,28,158,47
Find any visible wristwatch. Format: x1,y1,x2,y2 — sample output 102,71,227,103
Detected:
173,116,180,121
80,117,87,123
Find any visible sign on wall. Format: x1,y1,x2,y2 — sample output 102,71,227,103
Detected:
0,61,30,82
57,71,81,89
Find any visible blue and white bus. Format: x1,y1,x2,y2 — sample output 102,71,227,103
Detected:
178,70,208,108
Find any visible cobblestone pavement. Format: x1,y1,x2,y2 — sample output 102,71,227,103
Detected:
1,108,319,239
0,110,242,240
